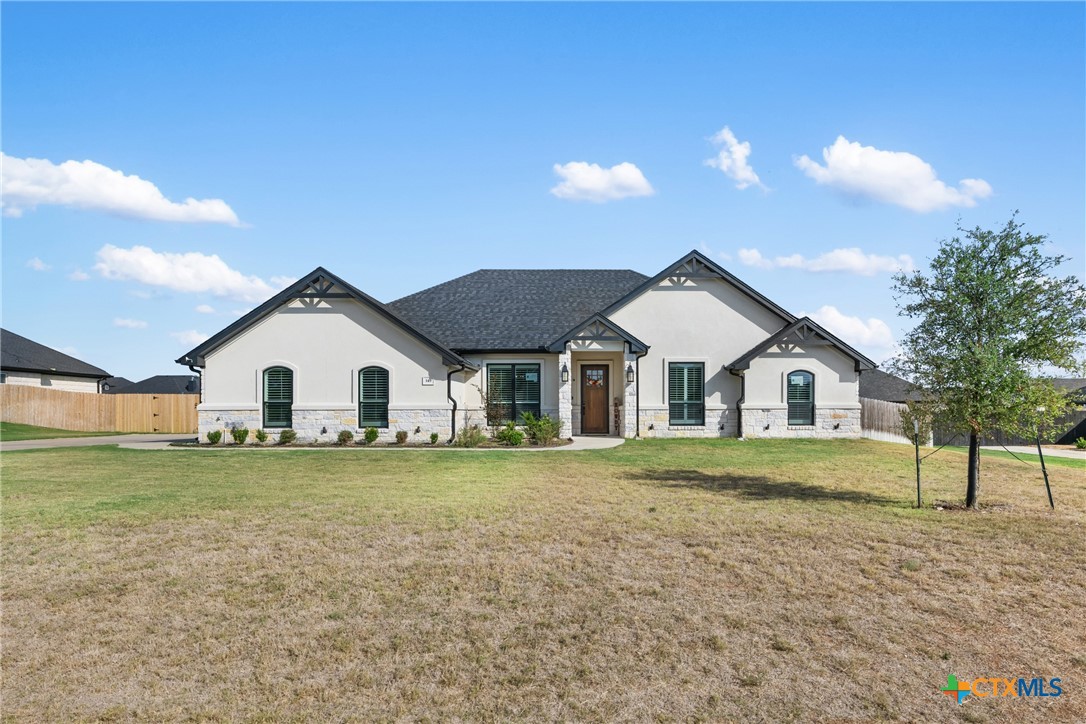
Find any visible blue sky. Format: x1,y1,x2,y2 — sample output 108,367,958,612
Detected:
3,2,1083,381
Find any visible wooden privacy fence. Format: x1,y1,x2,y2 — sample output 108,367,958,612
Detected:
860,397,931,446
1,385,198,433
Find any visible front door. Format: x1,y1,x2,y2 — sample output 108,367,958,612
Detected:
581,365,609,434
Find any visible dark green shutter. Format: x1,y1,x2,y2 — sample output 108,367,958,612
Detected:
668,362,704,425
263,367,293,428
787,371,814,425
359,367,390,427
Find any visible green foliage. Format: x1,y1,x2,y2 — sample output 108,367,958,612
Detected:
520,411,562,446
254,429,268,444
337,430,354,446
899,400,933,443
277,429,297,445
230,427,250,445
453,424,487,448
496,421,525,446
891,215,1086,506
430,432,439,445
206,430,223,445
364,427,379,445
1076,437,1086,450
395,430,409,445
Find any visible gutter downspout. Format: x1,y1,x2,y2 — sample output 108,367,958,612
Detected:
635,350,648,437
447,364,466,443
188,364,204,404
729,368,745,439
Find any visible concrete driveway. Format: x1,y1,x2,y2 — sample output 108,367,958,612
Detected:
0,433,196,452
982,445,1086,461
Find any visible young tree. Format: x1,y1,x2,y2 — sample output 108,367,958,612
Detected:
891,216,1086,508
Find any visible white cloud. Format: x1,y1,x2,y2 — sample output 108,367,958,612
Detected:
704,126,766,190
171,330,209,347
270,275,296,289
68,269,90,281
802,305,896,360
195,304,216,314
26,257,51,272
549,161,654,202
113,318,148,329
94,244,277,302
794,136,992,212
231,308,252,317
736,246,913,276
1,153,241,225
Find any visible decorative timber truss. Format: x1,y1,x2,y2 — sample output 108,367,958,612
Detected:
727,317,876,373
546,313,649,353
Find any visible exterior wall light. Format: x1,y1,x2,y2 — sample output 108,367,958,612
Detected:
561,363,569,384
626,364,635,384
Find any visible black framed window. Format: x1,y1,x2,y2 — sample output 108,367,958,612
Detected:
668,362,704,425
359,366,390,428
787,370,814,425
487,363,541,424
263,367,293,428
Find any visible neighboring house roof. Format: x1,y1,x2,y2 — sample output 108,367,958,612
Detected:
108,375,200,395
1050,378,1086,404
177,267,475,369
727,317,877,373
101,376,134,393
0,328,110,379
387,269,648,351
859,368,922,403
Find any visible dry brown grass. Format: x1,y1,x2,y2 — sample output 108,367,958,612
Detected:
2,440,1084,722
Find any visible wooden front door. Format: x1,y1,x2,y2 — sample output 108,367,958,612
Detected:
581,365,609,434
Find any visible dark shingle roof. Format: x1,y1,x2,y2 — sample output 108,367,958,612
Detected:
386,269,649,350
0,328,110,378
101,376,134,392
859,369,921,403
108,375,200,395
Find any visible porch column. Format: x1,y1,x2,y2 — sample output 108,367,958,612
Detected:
558,342,573,438
623,347,638,438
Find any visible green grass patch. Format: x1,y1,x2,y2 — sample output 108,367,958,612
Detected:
0,421,127,441
942,445,1086,469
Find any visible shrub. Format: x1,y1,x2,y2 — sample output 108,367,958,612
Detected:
1076,437,1086,450
337,429,354,446
364,427,380,445
254,429,268,444
521,412,562,446
206,430,222,445
430,432,439,444
277,429,297,445
453,424,487,448
496,421,525,446
230,427,250,445
395,430,409,444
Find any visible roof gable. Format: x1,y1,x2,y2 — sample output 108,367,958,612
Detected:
545,313,649,353
176,268,473,368
0,328,110,378
728,317,877,372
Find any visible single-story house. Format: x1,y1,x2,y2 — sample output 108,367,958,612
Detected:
1,328,111,393
104,374,200,395
178,250,875,443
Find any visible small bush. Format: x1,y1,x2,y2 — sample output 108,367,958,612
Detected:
230,427,249,445
206,430,222,445
337,430,354,446
430,432,439,444
521,412,562,446
395,430,408,444
364,427,379,445
1076,437,1086,450
496,421,525,446
453,424,487,448
277,429,297,445
254,429,268,443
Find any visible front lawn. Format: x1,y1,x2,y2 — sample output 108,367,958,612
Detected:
0,421,127,442
2,440,1083,721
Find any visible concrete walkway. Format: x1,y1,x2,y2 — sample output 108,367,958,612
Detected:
982,445,1086,461
1,434,625,452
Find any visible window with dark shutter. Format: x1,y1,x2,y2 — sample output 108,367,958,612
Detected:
359,367,390,428
668,362,704,426
263,367,293,428
787,370,814,425
487,363,541,424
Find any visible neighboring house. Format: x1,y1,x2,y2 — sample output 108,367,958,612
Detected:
177,250,875,443
101,376,134,393
1,328,110,393
105,374,200,395
859,368,921,404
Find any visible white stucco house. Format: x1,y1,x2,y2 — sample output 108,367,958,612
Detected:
178,250,875,443
1,328,111,393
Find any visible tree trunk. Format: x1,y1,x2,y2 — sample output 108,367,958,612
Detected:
966,431,980,509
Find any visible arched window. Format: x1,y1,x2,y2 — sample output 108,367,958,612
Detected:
787,370,814,425
263,367,293,428
359,366,390,428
